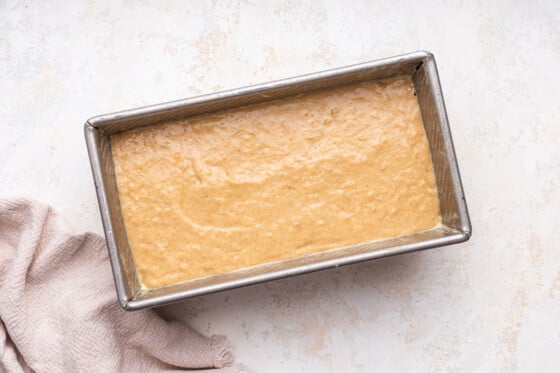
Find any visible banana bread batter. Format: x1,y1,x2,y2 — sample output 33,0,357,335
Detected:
112,77,441,289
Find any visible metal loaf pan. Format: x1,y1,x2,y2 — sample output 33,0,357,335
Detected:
84,51,471,310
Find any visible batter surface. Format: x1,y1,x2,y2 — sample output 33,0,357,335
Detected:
112,77,441,288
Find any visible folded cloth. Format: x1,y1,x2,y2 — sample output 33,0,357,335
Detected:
0,199,242,373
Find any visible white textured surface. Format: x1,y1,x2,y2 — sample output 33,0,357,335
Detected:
1,1,559,371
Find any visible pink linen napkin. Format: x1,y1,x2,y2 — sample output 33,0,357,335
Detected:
0,199,243,373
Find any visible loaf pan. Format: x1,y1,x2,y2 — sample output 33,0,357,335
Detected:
84,51,471,310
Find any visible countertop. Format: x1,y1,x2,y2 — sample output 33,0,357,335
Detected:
2,1,559,371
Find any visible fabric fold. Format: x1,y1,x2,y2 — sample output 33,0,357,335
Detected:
0,199,241,373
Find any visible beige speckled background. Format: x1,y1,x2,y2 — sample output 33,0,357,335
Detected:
1,1,559,371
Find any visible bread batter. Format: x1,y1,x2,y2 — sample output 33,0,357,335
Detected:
112,77,441,289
